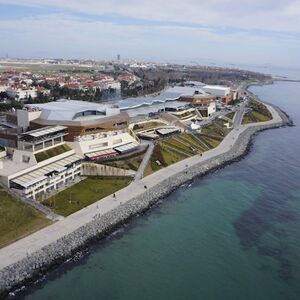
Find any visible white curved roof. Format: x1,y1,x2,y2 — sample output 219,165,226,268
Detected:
26,99,120,121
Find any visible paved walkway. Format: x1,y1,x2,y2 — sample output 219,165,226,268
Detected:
134,142,155,181
0,103,282,271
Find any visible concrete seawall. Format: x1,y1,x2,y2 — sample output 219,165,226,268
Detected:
0,104,290,298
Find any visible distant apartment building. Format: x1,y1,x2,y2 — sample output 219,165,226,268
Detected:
6,87,38,100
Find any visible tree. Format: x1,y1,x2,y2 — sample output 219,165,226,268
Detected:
94,88,102,101
0,92,8,100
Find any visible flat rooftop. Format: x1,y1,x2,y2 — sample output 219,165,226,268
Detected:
20,126,67,139
11,153,81,188
203,85,230,90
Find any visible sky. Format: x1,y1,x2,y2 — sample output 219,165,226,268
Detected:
0,0,300,67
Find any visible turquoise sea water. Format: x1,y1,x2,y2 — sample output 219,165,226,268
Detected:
14,81,300,300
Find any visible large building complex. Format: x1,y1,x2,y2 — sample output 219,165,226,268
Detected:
0,126,81,200
0,100,140,200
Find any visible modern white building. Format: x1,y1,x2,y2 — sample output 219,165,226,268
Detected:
0,126,82,200
202,85,230,97
24,100,140,159
6,87,38,100
0,99,143,200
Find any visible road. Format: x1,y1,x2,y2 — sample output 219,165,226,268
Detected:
233,101,247,128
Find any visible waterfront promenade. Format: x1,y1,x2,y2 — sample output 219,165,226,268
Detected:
0,102,287,297
0,103,282,271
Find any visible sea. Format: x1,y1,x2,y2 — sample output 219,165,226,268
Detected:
10,68,300,300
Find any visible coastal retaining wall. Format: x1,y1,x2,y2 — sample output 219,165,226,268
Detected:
0,111,289,298
81,163,135,177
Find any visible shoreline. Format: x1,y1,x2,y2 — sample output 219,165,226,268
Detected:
0,94,292,298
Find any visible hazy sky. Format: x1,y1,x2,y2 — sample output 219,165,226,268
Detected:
0,0,300,67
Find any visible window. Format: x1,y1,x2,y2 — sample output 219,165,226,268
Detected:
22,155,30,163
89,142,108,150
45,140,52,148
24,144,33,151
54,137,62,144
35,142,43,151
117,122,127,126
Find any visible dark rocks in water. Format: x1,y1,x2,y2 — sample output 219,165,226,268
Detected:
278,258,293,283
258,245,283,258
258,264,271,271
233,209,269,249
257,246,293,282
234,189,296,283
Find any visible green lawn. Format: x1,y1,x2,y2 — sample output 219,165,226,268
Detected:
242,99,272,124
101,153,145,171
144,130,225,177
43,176,132,216
201,123,227,138
133,121,166,132
0,188,51,248
35,144,72,162
242,110,272,124
225,112,235,120
161,139,195,156
177,134,206,152
202,135,221,148
161,144,188,165
144,139,191,176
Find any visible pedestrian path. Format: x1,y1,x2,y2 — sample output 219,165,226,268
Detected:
134,143,155,181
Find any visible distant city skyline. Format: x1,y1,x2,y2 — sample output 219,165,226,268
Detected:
0,0,300,68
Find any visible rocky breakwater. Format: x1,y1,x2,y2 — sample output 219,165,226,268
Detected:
0,105,290,298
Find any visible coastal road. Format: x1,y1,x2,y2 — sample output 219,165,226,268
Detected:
233,102,247,128
0,103,282,272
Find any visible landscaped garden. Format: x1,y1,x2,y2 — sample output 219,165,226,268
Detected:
100,153,145,171
35,144,72,162
143,119,234,177
144,130,222,176
132,121,166,132
225,112,235,120
242,99,272,124
0,188,51,248
43,176,132,216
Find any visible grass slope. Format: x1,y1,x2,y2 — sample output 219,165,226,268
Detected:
43,176,132,216
35,144,72,162
0,188,51,248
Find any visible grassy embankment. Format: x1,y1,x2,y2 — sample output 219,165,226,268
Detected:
133,121,166,132
43,176,132,216
144,121,232,176
0,188,51,248
225,112,235,120
100,153,145,171
242,99,272,125
35,144,72,162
